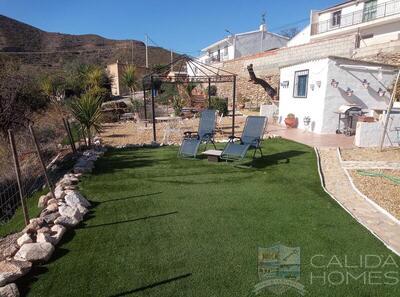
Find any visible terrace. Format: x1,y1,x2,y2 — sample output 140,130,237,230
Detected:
311,0,400,35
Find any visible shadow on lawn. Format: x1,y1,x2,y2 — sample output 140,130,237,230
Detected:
78,211,178,230
99,192,163,204
242,150,307,169
108,273,192,297
16,229,77,296
93,158,156,174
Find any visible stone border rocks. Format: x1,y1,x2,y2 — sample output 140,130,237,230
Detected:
0,148,106,296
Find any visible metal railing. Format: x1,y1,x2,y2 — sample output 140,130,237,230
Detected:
311,0,400,35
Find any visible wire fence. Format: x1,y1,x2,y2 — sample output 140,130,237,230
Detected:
0,114,78,226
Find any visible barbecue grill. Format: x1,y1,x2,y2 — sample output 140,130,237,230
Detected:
335,105,363,136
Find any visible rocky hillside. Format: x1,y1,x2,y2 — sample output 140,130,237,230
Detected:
0,15,175,68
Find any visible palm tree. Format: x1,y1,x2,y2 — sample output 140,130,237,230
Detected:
69,93,103,147
120,65,138,99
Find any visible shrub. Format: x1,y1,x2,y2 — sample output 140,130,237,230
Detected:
172,97,184,116
206,85,217,96
69,93,103,146
120,65,139,98
131,99,144,113
286,113,296,119
0,62,48,138
210,97,228,116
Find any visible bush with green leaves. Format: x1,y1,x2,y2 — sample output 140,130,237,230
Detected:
209,97,228,116
131,99,144,113
172,97,184,116
206,85,217,96
120,65,139,99
69,93,103,147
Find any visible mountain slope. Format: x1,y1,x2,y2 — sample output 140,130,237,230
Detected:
0,15,175,68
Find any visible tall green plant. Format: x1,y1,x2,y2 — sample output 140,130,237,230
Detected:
120,65,139,99
69,93,103,147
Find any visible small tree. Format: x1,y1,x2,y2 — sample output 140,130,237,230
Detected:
69,93,103,147
120,65,139,99
279,27,301,39
206,85,217,96
40,75,66,115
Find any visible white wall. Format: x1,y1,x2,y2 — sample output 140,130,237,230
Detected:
314,0,400,38
278,59,330,133
287,25,311,47
355,112,400,147
359,21,400,46
279,57,398,134
323,58,397,133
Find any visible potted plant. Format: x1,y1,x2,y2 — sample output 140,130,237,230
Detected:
284,113,297,128
238,96,249,109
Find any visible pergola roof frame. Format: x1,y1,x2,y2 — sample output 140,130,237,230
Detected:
141,55,237,143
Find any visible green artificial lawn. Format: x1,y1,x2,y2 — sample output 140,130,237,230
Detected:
15,139,400,296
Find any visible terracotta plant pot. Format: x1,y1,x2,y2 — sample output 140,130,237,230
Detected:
284,117,297,128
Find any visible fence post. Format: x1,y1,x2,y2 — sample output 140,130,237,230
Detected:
28,125,56,199
8,129,30,226
63,118,77,154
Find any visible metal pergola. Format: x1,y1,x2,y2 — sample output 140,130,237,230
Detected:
142,55,237,142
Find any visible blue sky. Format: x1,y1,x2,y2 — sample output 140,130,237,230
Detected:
0,0,340,54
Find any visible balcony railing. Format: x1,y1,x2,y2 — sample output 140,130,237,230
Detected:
311,0,400,35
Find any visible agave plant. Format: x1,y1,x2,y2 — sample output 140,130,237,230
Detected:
69,93,103,147
120,65,139,99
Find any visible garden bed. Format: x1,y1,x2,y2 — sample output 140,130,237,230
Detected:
349,169,400,220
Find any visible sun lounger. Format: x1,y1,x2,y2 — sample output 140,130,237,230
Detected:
178,109,217,158
221,116,268,161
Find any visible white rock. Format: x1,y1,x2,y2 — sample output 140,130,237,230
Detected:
16,234,32,247
54,186,65,200
41,212,60,224
58,205,83,222
36,233,52,244
0,283,19,297
14,243,54,263
46,203,58,213
54,216,79,228
37,195,49,208
49,225,66,245
0,260,32,286
75,204,88,216
64,191,90,208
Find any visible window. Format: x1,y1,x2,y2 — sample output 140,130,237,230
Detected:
332,10,341,27
293,70,309,98
363,0,377,21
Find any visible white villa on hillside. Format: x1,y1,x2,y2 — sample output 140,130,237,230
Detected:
288,0,400,47
194,24,288,67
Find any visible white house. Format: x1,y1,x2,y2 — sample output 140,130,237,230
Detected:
288,0,400,47
278,56,398,134
192,24,288,69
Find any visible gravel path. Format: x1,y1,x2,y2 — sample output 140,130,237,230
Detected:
317,147,400,256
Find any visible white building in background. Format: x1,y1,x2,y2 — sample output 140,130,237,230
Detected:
194,24,288,67
278,56,398,135
288,0,400,47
